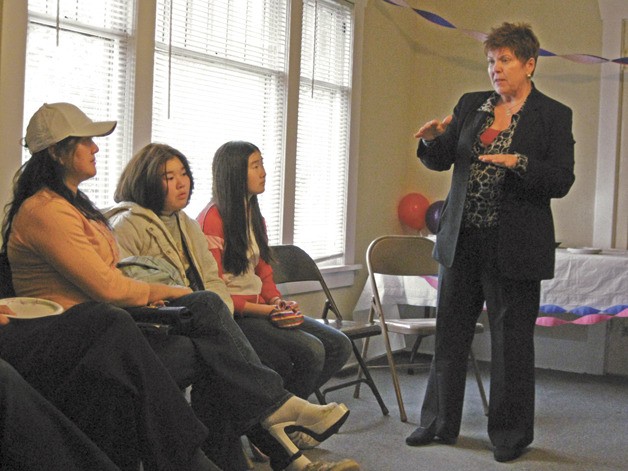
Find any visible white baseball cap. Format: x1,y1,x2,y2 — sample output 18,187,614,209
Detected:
25,102,117,154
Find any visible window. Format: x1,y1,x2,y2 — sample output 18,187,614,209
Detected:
21,0,357,266
24,0,134,209
152,0,289,246
153,0,355,264
295,0,353,265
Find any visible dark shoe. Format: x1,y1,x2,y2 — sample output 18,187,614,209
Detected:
405,427,456,446
493,446,524,462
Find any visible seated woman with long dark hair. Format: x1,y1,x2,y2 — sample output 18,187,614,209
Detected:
196,141,352,423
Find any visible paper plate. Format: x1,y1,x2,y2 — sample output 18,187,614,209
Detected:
566,247,602,255
0,297,64,319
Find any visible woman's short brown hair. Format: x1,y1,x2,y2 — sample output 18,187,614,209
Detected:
114,143,194,214
484,22,540,74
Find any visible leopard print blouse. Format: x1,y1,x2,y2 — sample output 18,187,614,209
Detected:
462,93,528,229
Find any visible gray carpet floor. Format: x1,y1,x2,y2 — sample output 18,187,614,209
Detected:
249,356,628,471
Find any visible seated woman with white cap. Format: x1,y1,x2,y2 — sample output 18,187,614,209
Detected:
2,102,358,471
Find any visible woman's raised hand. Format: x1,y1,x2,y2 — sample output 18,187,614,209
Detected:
414,115,453,141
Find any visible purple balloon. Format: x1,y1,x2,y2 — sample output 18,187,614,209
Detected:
425,200,445,234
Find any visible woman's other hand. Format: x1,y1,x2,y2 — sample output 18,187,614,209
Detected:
0,305,16,324
148,284,193,304
414,115,453,141
478,153,518,168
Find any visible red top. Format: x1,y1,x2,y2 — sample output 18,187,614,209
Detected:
480,127,500,147
197,203,281,315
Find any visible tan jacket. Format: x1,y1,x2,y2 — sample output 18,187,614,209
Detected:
106,202,234,314
8,189,150,310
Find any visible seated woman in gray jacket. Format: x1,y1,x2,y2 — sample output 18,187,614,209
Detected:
106,143,357,471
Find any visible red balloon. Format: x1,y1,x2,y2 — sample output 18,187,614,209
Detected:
398,193,430,230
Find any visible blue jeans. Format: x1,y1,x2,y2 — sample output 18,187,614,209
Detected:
237,316,352,399
163,291,291,424
149,291,295,471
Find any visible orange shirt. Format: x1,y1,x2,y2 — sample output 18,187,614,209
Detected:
8,189,150,310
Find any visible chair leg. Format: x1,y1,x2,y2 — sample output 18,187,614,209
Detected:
380,325,408,422
353,335,371,398
469,349,489,416
314,388,326,405
407,335,425,375
349,341,388,415
316,340,388,416
408,335,424,364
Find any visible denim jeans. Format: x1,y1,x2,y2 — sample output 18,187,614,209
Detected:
149,291,295,470
237,315,352,399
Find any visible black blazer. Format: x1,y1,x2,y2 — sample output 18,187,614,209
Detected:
418,85,575,280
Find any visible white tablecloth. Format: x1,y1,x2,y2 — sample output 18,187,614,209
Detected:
540,249,628,311
354,249,628,326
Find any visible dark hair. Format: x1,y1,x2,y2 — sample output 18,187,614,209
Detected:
2,137,108,253
115,143,194,214
483,22,540,76
211,140,271,276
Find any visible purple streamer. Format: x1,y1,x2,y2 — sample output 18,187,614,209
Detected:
383,1,628,66
604,304,628,314
413,9,456,29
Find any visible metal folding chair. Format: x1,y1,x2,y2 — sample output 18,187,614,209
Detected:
270,244,389,416
365,235,488,422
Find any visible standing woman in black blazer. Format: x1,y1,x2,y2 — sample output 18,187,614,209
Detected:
405,23,575,463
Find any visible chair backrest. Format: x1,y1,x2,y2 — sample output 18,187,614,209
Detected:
366,235,438,277
270,244,343,320
366,236,438,326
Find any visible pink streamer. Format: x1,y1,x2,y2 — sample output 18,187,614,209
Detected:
423,275,439,290
536,308,628,327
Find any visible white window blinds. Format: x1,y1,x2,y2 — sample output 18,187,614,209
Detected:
24,0,134,209
153,0,354,266
20,0,356,267
295,0,353,265
152,0,289,245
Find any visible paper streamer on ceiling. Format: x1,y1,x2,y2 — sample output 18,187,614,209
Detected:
383,0,628,66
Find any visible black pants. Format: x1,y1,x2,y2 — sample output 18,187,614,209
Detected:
0,303,208,471
0,358,120,470
419,229,540,449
